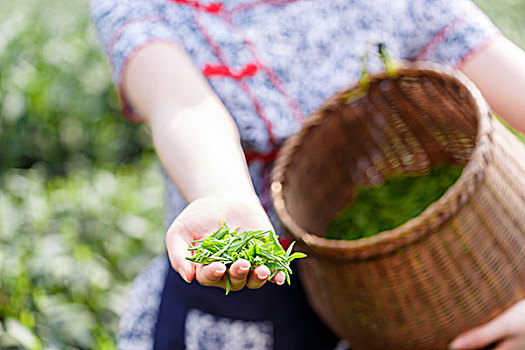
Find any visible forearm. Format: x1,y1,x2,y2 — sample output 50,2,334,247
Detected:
123,42,258,203
150,96,258,202
460,36,525,134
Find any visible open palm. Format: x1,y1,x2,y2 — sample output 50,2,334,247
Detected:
165,195,286,292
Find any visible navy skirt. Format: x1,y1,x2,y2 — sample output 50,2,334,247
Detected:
154,261,340,350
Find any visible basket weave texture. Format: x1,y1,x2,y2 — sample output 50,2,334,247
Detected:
271,62,525,350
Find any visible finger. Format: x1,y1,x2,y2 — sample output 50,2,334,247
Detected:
270,271,286,286
494,339,510,350
196,262,227,287
246,265,271,289
166,228,196,283
450,316,510,350
494,337,525,350
228,259,251,291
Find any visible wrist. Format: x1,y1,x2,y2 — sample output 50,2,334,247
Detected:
190,189,273,232
207,187,261,207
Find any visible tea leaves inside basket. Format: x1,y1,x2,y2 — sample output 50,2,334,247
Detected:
325,165,463,240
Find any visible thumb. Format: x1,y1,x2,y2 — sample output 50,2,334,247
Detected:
450,315,509,350
166,227,196,283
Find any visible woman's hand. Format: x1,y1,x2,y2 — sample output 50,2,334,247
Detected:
449,300,525,350
166,194,287,292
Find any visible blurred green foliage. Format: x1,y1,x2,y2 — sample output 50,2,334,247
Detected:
473,0,525,49
1,0,164,348
0,0,153,175
0,157,164,349
0,0,524,348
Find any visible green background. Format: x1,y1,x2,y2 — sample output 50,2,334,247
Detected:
0,0,524,348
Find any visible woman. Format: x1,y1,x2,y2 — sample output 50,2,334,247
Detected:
91,0,525,348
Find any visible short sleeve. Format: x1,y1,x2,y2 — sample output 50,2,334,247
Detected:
90,0,181,122
407,0,500,67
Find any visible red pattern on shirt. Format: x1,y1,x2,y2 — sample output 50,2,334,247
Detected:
415,10,470,61
220,13,305,124
202,62,259,79
168,0,223,14
193,14,278,149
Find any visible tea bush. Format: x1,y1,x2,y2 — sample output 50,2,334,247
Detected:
0,0,152,175
0,157,164,349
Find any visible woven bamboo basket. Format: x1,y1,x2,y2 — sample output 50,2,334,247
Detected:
271,61,525,350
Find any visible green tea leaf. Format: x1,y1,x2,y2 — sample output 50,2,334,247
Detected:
289,252,307,261
225,274,231,295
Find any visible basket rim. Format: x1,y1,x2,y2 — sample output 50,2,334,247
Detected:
271,61,495,260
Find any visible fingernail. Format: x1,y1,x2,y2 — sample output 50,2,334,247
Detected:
213,268,226,278
178,268,190,283
276,276,285,285
239,265,250,273
257,271,269,280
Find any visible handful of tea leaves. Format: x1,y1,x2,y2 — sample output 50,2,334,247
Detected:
325,165,463,241
186,224,306,294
